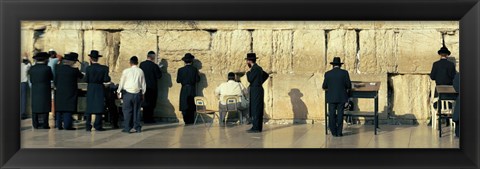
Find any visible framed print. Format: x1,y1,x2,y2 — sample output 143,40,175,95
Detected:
1,0,479,168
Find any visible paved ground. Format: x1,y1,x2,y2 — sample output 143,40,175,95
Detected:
20,117,459,149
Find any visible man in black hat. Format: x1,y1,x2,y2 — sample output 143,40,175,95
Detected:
322,57,352,137
54,52,84,130
29,52,53,129
139,51,162,123
429,45,456,125
245,53,269,133
85,50,111,131
176,53,200,125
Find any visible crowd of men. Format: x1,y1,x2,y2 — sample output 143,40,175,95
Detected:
20,44,459,136
20,49,269,133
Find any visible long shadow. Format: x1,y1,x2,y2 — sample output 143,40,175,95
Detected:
157,59,177,122
289,88,308,124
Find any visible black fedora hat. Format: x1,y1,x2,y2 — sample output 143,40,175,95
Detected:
33,52,50,60
437,45,451,55
88,50,102,58
182,53,195,62
245,53,258,60
64,52,79,61
330,57,344,65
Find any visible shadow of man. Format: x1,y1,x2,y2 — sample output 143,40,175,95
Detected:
288,88,308,124
157,59,177,122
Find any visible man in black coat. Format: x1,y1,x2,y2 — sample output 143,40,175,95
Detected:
430,45,456,125
176,53,200,125
54,52,84,130
453,72,460,137
139,51,162,123
29,52,53,129
245,53,269,133
322,57,352,137
85,50,111,131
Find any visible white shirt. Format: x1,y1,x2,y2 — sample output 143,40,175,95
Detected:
21,62,31,83
117,65,147,95
215,80,247,104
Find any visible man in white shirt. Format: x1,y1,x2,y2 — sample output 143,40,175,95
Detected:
21,55,32,120
117,56,146,133
214,72,249,126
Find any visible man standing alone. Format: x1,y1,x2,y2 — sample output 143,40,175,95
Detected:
118,56,146,133
139,51,162,123
245,53,268,133
176,53,200,125
322,57,352,137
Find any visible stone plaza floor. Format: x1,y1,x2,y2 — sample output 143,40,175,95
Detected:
20,118,459,149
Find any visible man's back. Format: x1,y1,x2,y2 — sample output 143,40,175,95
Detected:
215,80,245,103
430,59,456,85
323,68,351,103
140,60,162,88
177,65,200,85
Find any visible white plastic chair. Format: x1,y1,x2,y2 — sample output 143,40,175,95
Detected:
431,97,455,130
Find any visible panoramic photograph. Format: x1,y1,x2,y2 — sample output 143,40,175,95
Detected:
19,20,460,148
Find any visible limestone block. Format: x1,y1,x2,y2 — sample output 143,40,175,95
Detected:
238,21,303,30
272,30,293,73
358,30,397,74
326,30,357,73
21,30,35,57
304,21,375,30
118,30,157,72
391,75,433,120
42,29,83,57
87,21,141,30
252,30,273,72
292,30,326,73
374,21,459,30
83,30,108,64
158,30,211,51
195,21,239,30
271,73,325,120
210,30,251,74
21,21,52,30
397,30,443,73
444,31,460,71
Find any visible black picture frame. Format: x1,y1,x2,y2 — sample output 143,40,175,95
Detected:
1,0,479,168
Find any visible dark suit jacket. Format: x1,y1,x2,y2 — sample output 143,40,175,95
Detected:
85,63,111,113
54,64,84,112
140,60,162,89
176,65,200,111
322,67,352,103
246,63,268,87
29,63,53,113
430,59,456,85
453,72,460,122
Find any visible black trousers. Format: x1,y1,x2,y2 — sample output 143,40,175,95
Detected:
56,112,73,129
85,114,103,130
32,113,49,128
182,109,195,124
328,102,345,135
454,120,460,137
249,87,264,131
142,87,157,122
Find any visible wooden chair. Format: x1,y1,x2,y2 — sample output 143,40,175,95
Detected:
194,96,220,127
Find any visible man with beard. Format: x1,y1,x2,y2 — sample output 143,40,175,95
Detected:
245,53,269,133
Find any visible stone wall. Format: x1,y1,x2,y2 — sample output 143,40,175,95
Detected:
21,21,460,124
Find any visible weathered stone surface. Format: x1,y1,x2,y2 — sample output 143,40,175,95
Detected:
272,30,293,73
158,30,211,51
326,30,357,73
210,30,251,74
397,30,443,73
21,21,52,30
238,21,302,30
41,29,84,57
83,30,108,64
358,30,397,74
252,30,273,72
444,31,460,71
374,21,459,30
391,75,433,121
271,73,325,120
117,30,157,81
21,30,35,57
305,21,375,30
292,30,326,73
